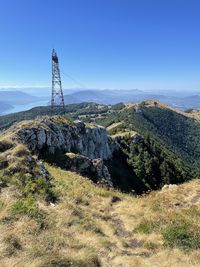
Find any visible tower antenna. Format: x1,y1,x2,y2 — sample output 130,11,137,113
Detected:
51,49,65,112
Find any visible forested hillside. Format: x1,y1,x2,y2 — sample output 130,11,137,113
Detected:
97,101,200,178
1,100,200,187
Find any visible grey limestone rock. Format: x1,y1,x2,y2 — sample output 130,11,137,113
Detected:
12,117,117,186
16,117,116,160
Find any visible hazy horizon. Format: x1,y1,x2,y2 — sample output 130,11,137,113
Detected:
1,87,200,92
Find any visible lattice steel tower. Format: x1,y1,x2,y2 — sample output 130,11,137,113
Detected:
51,49,65,111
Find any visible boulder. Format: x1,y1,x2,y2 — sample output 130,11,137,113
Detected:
162,184,178,190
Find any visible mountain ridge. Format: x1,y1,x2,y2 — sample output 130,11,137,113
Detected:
0,104,195,192
3,88,200,114
0,112,200,266
0,103,200,266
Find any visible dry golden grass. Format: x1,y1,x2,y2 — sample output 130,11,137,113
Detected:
183,110,200,121
0,164,200,266
11,144,30,158
125,99,169,110
106,122,124,131
111,130,138,138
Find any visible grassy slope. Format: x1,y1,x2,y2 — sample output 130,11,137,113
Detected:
0,164,200,267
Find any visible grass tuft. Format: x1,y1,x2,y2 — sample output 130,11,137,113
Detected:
162,221,200,250
11,196,41,218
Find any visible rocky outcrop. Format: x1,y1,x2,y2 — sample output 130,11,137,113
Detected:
9,116,117,186
162,184,178,190
65,153,113,186
14,117,115,160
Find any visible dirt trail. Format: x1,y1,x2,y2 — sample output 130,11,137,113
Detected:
190,190,200,204
98,197,151,267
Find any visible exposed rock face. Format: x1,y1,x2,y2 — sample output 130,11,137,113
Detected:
15,117,115,160
9,116,117,186
65,153,113,186
92,158,113,186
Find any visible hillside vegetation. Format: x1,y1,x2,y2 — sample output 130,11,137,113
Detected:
0,163,200,267
1,113,192,193
0,100,200,191
2,99,199,176
0,103,111,131
96,100,200,177
0,103,200,266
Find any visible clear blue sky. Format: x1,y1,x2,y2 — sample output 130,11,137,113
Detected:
1,0,200,90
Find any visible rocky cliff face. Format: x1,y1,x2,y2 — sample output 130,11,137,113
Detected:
8,116,117,186
14,117,115,160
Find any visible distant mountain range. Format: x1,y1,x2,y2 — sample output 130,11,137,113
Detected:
0,102,13,114
0,90,47,114
63,89,200,110
1,88,200,114
64,89,149,104
0,91,44,105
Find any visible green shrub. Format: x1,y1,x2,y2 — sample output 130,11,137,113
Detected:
23,176,48,194
11,197,40,218
135,221,153,234
135,219,162,234
162,222,200,250
20,174,57,202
